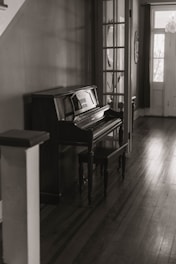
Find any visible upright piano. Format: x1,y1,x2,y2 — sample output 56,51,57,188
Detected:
32,85,123,203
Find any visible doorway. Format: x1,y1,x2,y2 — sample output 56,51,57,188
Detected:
148,5,176,117
100,0,132,150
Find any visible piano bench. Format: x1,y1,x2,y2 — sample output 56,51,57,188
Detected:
78,143,128,197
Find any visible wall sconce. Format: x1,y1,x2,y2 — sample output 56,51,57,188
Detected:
0,0,8,9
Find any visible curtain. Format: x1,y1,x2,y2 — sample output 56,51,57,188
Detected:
141,4,151,108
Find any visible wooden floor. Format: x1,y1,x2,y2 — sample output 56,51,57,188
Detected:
39,117,176,264
2,116,176,263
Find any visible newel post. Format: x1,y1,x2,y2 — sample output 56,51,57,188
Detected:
0,130,49,264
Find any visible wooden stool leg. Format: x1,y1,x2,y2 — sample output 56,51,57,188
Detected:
119,155,122,169
119,125,123,145
122,151,126,180
79,161,84,194
100,163,104,176
88,150,94,205
104,163,108,197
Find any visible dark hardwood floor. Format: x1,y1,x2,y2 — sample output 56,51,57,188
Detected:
39,116,176,264
1,116,176,263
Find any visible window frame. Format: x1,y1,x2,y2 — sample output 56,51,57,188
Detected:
151,5,176,84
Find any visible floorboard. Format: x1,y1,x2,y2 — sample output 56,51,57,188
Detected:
1,116,176,264
41,117,176,263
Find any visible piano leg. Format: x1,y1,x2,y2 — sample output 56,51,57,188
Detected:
122,151,126,180
87,147,94,205
119,124,123,145
104,163,108,197
79,161,83,194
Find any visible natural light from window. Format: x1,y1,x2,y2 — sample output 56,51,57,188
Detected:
155,11,176,28
153,34,165,82
152,10,176,82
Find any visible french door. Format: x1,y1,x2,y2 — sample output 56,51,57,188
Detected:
149,5,176,116
95,0,131,149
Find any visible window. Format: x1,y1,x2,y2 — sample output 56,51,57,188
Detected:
154,11,176,28
153,34,165,82
151,7,176,83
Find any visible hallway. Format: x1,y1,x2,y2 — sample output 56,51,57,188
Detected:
40,117,176,263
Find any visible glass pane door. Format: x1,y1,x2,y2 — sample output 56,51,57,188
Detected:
102,0,129,145
103,0,125,108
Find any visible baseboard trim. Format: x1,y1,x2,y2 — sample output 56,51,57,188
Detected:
0,200,2,223
134,108,144,120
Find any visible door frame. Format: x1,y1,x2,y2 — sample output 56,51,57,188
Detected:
148,4,176,117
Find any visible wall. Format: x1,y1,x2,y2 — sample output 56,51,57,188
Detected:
0,0,93,132
0,0,94,200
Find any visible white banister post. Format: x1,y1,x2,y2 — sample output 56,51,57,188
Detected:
0,130,49,264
